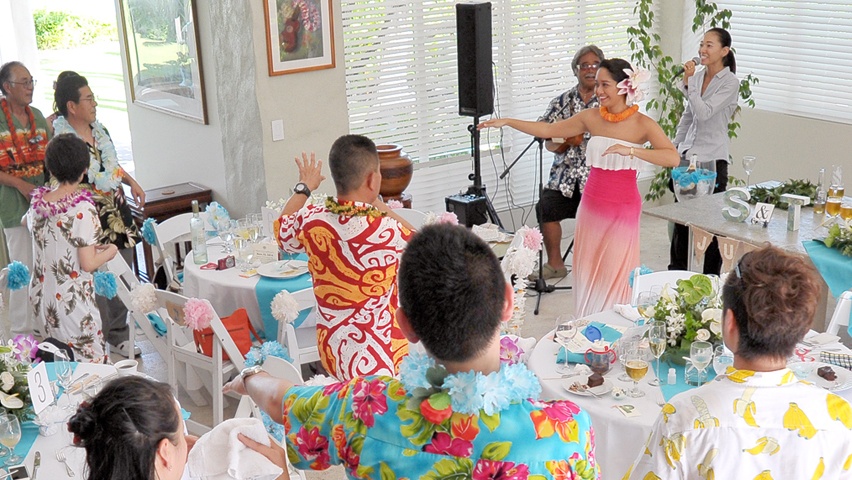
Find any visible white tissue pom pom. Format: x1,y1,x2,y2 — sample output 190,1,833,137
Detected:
130,284,157,313
271,291,300,323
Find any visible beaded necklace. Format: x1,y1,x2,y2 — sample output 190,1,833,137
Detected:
599,104,639,123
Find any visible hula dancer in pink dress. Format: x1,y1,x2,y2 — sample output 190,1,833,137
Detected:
479,58,680,317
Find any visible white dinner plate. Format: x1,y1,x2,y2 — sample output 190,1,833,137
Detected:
256,260,309,279
562,377,613,397
803,362,852,392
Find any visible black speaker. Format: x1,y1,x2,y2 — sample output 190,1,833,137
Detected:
456,2,493,117
445,194,488,227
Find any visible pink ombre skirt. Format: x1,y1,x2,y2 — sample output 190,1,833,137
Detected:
573,167,641,317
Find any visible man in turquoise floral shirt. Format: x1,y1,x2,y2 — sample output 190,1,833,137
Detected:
227,224,599,479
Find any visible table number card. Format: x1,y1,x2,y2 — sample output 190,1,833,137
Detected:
261,207,279,239
27,361,53,415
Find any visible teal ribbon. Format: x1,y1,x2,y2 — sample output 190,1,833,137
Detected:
254,253,312,340
556,322,624,364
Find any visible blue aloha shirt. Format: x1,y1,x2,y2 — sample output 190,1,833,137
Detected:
538,87,599,198
281,372,599,479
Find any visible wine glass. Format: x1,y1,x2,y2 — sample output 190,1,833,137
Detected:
55,352,74,408
648,321,667,387
615,336,639,382
554,315,578,374
742,155,756,186
624,347,649,398
636,291,659,327
250,213,264,241
690,341,713,384
216,218,234,253
233,236,252,271
712,345,733,376
0,415,22,464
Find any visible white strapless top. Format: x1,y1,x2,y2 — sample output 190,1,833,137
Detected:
586,136,648,171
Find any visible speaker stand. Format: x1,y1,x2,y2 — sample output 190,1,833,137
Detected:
465,119,503,228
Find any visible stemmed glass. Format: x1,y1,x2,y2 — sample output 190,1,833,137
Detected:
742,155,756,187
554,315,578,374
690,341,713,384
712,345,733,377
615,337,638,382
249,214,263,242
55,352,74,409
648,321,667,386
216,218,234,253
624,346,650,398
0,414,23,465
636,290,660,327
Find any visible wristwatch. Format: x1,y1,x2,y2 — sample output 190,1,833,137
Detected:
293,182,311,197
239,365,265,387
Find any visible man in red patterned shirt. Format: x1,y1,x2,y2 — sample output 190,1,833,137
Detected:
275,135,415,381
0,61,50,336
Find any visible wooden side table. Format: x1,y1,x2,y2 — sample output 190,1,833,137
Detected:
127,182,213,280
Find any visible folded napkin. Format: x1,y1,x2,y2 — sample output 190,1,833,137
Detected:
804,332,841,346
556,322,623,364
820,351,852,370
187,418,283,480
613,304,641,323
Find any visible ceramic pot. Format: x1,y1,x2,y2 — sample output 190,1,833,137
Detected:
377,144,413,200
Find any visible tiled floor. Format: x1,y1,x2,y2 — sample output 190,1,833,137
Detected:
128,214,841,479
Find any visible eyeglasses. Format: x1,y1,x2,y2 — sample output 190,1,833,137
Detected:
7,79,36,88
579,63,600,70
79,95,97,103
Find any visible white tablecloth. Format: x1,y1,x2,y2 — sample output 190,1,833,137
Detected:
528,310,852,480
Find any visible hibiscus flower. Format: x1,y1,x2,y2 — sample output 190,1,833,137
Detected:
423,431,473,458
530,401,581,443
295,426,331,469
351,378,388,427
472,459,530,480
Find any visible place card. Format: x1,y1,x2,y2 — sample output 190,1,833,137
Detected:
27,361,54,416
613,404,641,418
253,242,278,264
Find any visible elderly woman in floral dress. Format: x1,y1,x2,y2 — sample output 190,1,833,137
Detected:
52,71,144,357
27,134,118,362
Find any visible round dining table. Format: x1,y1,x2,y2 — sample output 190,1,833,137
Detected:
527,309,852,480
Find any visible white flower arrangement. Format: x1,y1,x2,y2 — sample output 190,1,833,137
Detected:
271,291,300,324
130,284,158,314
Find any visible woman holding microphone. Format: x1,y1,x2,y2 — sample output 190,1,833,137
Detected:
669,27,740,273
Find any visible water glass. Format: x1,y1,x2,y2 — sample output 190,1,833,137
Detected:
0,415,22,464
554,315,577,374
216,218,234,253
636,291,659,326
690,341,713,384
648,321,667,386
742,155,756,186
712,345,733,376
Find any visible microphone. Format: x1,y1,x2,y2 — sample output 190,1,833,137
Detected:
674,57,701,76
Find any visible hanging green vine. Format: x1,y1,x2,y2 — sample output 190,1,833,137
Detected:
628,0,759,201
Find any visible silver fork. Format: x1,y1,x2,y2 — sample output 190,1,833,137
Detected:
57,449,75,477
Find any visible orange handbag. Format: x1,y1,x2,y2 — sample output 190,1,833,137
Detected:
192,308,261,361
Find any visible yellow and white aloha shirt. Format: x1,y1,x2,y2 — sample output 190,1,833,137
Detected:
624,367,852,479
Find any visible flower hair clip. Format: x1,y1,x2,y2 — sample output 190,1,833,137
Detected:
617,67,650,105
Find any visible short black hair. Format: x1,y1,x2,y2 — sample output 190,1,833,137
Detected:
53,71,88,117
0,61,25,95
46,134,90,184
68,376,181,480
722,246,819,360
599,58,632,85
398,224,507,362
328,134,379,194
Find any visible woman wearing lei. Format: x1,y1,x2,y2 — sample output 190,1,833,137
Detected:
480,58,680,317
52,71,144,356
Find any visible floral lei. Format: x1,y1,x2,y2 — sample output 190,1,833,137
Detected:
399,351,541,416
53,117,123,193
325,196,385,218
29,186,94,219
1,98,43,167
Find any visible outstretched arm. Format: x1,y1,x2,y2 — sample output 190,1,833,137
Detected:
281,152,326,216
478,112,589,140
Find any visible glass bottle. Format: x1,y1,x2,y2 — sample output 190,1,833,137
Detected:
814,168,826,215
190,200,208,264
827,165,844,217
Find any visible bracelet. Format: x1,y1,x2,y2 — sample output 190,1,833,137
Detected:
629,147,634,159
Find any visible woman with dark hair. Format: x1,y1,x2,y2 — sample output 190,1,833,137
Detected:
669,27,740,274
52,71,144,357
68,376,188,480
479,58,679,316
26,134,117,362
626,246,852,479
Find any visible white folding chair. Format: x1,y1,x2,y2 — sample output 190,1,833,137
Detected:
631,269,697,304
0,268,10,342
393,208,428,229
153,289,246,432
152,212,194,292
279,288,321,374
827,290,852,336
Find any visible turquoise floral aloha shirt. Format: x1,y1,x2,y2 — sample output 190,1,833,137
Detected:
282,375,599,479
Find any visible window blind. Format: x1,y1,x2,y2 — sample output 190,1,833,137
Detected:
716,0,852,124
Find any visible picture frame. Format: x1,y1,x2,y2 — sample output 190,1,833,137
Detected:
118,0,208,124
263,0,335,76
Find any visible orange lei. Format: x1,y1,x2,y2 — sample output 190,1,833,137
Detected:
599,104,639,123
1,98,40,166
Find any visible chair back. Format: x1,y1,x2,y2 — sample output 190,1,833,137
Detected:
104,256,160,360
0,268,9,342
279,288,321,372
263,356,304,385
394,208,428,229
153,213,195,289
632,270,697,304
827,290,852,336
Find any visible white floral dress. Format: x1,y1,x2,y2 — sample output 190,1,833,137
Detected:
26,187,107,363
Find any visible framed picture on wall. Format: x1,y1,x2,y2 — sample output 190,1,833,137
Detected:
264,0,335,76
118,0,208,124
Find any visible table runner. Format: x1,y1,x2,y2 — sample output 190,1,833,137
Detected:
254,253,313,339
802,240,852,297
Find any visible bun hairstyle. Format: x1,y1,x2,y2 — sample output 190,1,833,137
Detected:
598,58,632,85
53,71,89,118
707,27,736,74
68,376,181,480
